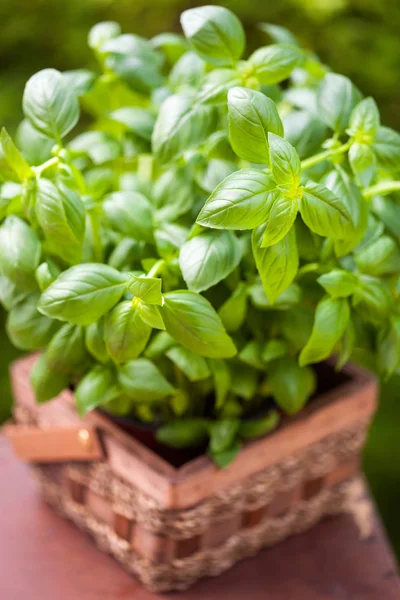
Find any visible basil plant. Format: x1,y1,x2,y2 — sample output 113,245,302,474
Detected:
1,7,400,467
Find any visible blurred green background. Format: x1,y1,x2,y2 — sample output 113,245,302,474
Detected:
0,0,399,555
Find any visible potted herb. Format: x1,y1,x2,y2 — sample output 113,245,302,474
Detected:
2,5,399,592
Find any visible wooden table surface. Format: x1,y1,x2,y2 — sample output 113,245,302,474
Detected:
0,436,399,600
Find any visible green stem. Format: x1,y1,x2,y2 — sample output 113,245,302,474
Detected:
89,212,103,263
33,156,59,176
300,141,351,170
362,181,400,199
147,259,165,278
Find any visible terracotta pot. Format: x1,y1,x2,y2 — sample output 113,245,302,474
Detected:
6,354,377,592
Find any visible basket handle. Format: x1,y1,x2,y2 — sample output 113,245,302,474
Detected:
4,424,104,463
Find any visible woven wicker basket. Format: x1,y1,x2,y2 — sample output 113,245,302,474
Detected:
7,354,377,592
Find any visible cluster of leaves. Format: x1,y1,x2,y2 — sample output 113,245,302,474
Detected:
1,7,400,466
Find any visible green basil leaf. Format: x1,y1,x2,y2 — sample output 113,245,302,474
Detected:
30,354,69,404
161,290,237,358
0,216,41,291
180,6,245,66
317,269,358,298
118,358,175,402
197,68,242,105
195,159,237,194
231,363,258,400
210,439,240,468
179,230,241,292
153,167,194,221
323,167,368,256
152,93,217,164
348,142,376,187
0,128,33,182
262,339,288,362
103,191,154,243
69,131,120,165
227,87,283,163
6,293,58,350
62,69,96,97
372,126,400,172
166,345,211,381
282,110,328,160
85,320,109,364
252,225,298,304
145,331,175,359
88,21,121,50
105,52,163,95
269,357,316,414
372,196,400,242
127,275,162,305
377,317,400,378
0,274,25,310
348,97,380,139
154,223,188,258
75,365,116,416
151,32,187,65
197,169,277,230
105,300,152,363
353,275,392,323
258,23,300,47
209,358,231,408
108,107,155,141
46,323,89,376
336,315,356,371
108,238,141,271
35,260,61,292
210,419,240,453
36,179,85,265
300,297,350,366
268,133,301,191
15,119,54,167
156,419,209,448
169,52,206,90
239,340,265,370
261,193,298,247
218,282,248,332
248,44,302,85
317,73,361,133
136,300,165,330
239,410,279,439
355,236,400,276
300,181,352,239
23,69,80,141
38,263,127,325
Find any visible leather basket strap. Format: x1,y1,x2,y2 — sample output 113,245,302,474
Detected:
4,424,104,463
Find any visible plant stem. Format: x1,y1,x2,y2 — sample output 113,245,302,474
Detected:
89,212,103,262
147,259,165,278
300,141,351,170
33,156,59,176
362,181,400,199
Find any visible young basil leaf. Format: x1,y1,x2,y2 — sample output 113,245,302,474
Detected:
127,275,162,305
35,260,61,292
268,133,301,192
209,358,231,408
372,126,400,172
6,293,58,350
269,357,316,414
0,274,25,311
169,51,206,90
88,21,121,50
36,179,86,265
209,419,240,453
218,282,248,332
15,120,54,167
30,354,70,404
118,358,175,402
62,69,96,97
0,128,33,182
45,323,89,376
317,73,361,133
196,169,277,230
179,230,241,292
136,300,165,330
23,69,80,141
180,6,245,66
377,317,400,378
239,340,265,370
317,269,358,298
262,339,288,362
300,181,352,239
75,365,116,416
299,297,350,366
348,97,380,140
104,300,152,363
348,142,376,187
103,191,154,243
354,236,400,276
239,410,279,439
85,320,109,364
38,264,128,325
0,216,41,291
153,167,194,221
353,275,392,323
227,87,283,164
161,290,237,358
152,93,217,164
156,419,209,448
166,345,211,381
261,193,298,247
231,363,258,399
210,439,240,468
248,44,302,85
252,225,298,304
197,68,242,105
